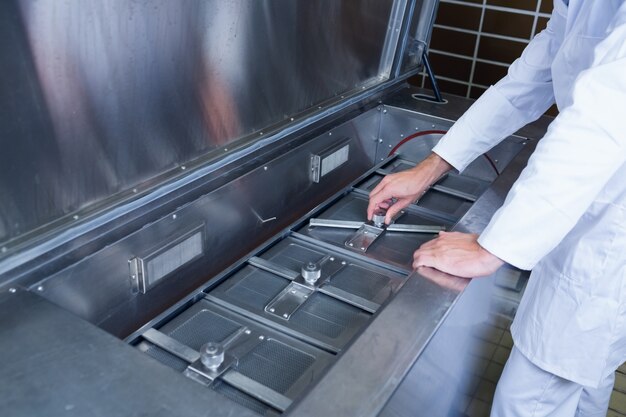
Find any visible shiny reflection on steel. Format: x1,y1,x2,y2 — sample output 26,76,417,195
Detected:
0,0,401,249
386,224,445,233
309,218,364,229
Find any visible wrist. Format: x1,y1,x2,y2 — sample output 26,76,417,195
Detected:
478,245,505,273
413,152,453,184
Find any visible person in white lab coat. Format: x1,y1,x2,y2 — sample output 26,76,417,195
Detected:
368,0,626,415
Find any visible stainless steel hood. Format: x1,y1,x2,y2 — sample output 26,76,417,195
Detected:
0,0,437,258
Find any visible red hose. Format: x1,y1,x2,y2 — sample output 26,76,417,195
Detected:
387,130,448,157
387,129,500,176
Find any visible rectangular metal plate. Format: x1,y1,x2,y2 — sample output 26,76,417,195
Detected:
265,283,315,320
345,224,384,253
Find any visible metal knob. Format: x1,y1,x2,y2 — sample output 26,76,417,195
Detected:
372,209,386,228
301,261,321,285
200,342,224,371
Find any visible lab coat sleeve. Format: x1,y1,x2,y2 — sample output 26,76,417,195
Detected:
478,6,626,270
432,2,567,172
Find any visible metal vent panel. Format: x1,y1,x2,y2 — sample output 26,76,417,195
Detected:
224,267,290,311
329,263,391,302
416,191,473,222
289,293,369,340
265,244,327,272
237,339,316,395
168,309,242,351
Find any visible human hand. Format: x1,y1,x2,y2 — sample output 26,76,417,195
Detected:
416,266,469,292
413,232,504,278
367,153,452,224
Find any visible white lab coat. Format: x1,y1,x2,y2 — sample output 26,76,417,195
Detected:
432,0,626,388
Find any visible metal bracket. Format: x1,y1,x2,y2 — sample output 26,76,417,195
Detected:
248,255,387,315
265,283,315,320
308,213,445,254
259,255,347,320
184,352,239,386
345,224,385,253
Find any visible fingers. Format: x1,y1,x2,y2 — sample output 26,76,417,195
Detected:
384,198,410,224
412,248,438,270
367,179,393,220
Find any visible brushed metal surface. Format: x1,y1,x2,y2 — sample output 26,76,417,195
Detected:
0,0,405,248
32,126,373,337
0,290,257,417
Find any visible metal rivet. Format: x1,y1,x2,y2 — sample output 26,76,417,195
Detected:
269,308,275,313
181,165,186,170
341,261,346,265
259,335,265,340
132,188,137,193
37,286,44,292
388,145,392,148
282,313,289,318
378,139,383,143
400,134,404,138
349,243,354,247
172,214,177,220
290,117,294,121
383,109,387,114
431,124,436,128
259,132,264,136
330,257,335,261
415,127,419,131
73,215,79,220
224,148,228,152
328,132,332,136
9,288,16,293
245,329,251,335
360,247,365,251
264,166,268,171
290,290,296,294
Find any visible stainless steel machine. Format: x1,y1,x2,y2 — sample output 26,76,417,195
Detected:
0,1,551,416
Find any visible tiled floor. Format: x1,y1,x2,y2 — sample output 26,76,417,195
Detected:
462,300,626,416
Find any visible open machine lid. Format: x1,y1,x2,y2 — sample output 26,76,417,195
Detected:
0,0,439,256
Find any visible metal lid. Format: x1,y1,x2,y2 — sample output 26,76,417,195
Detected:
0,0,438,254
